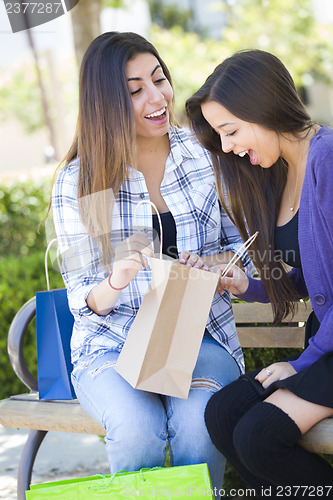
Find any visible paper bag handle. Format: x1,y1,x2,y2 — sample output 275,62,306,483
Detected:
134,200,163,260
220,231,259,278
44,238,61,291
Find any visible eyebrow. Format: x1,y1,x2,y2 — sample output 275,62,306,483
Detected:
127,64,161,82
217,122,235,129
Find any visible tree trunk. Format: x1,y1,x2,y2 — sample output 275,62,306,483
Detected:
70,0,102,67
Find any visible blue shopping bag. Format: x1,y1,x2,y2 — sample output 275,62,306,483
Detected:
36,239,75,400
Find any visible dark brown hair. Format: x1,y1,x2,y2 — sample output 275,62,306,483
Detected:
56,32,177,266
186,49,314,323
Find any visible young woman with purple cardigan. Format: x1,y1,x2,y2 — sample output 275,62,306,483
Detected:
186,50,333,496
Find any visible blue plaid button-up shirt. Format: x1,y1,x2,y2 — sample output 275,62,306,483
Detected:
52,127,254,372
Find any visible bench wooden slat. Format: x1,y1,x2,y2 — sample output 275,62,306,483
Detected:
237,327,305,348
0,394,105,436
232,301,312,324
1,396,332,454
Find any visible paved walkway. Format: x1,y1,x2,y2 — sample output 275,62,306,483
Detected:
0,425,109,499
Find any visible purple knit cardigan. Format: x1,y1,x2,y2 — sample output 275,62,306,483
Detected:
239,125,333,372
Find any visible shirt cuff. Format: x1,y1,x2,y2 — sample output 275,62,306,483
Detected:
237,276,270,303
68,283,121,318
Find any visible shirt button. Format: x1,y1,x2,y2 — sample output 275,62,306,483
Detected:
314,294,326,306
140,193,145,199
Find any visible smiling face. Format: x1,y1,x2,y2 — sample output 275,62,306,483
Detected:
201,100,281,168
126,52,174,140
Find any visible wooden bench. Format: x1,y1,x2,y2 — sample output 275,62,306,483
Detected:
0,297,332,499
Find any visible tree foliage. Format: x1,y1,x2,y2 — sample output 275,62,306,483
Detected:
1,0,333,132
148,0,192,31
218,0,333,87
102,0,129,8
0,65,44,133
150,25,230,120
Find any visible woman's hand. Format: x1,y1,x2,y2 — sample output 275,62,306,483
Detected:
111,233,154,288
255,362,297,389
209,263,249,296
87,233,153,316
179,251,209,270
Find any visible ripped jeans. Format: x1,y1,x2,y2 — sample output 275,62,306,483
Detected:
71,332,240,496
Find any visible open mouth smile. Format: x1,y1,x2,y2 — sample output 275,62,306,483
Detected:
237,150,248,157
145,107,167,119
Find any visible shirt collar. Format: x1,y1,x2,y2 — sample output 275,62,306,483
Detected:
166,126,201,173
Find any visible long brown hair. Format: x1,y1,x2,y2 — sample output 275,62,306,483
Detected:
57,32,177,266
186,49,314,323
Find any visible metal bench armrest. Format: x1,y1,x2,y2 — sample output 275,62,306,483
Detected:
7,297,38,392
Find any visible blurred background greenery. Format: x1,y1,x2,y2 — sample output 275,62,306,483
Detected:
0,0,332,493
1,0,333,137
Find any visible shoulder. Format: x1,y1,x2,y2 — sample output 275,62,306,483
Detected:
305,126,333,198
53,159,79,198
308,126,333,174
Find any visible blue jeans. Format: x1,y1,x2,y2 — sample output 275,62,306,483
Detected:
71,333,240,497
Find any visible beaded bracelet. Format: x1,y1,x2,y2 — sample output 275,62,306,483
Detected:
107,272,129,291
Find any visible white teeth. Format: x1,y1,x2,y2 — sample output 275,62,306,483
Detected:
238,151,247,157
145,107,166,118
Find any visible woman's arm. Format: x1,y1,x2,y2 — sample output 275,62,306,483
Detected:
289,144,333,371
86,233,153,315
210,266,308,303
52,166,153,317
289,305,333,371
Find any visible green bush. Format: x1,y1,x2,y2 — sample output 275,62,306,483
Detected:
0,251,64,399
0,178,52,259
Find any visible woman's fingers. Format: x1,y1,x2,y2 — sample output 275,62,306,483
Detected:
179,251,191,264
255,366,276,385
116,233,154,266
209,264,248,295
179,251,208,270
255,362,297,389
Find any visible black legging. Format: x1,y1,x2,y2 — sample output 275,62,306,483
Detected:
205,377,333,498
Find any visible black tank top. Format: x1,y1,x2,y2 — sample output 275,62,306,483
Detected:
152,211,178,259
275,211,319,341
275,211,301,268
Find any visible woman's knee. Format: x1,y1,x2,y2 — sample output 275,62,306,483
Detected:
103,394,167,441
104,406,168,471
232,411,263,465
106,420,166,455
205,377,257,433
232,402,293,475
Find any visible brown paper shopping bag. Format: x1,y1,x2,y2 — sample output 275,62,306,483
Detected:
115,201,219,399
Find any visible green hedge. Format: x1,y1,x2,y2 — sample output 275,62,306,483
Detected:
0,177,52,259
0,251,64,399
